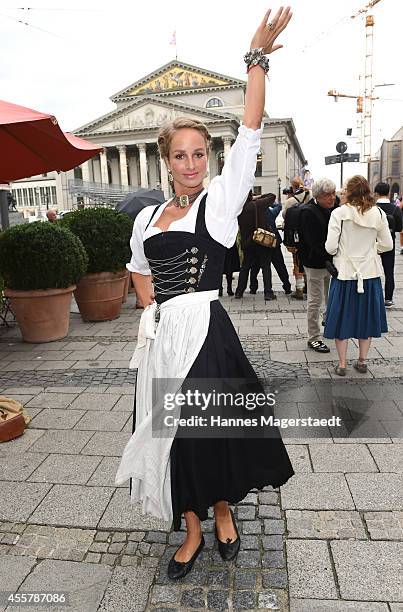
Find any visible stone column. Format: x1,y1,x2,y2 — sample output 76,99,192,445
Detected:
117,145,129,186
100,149,109,185
276,136,288,187
223,136,233,161
138,143,149,188
159,156,170,198
81,160,90,183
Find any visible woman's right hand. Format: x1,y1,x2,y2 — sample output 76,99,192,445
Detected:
250,6,292,55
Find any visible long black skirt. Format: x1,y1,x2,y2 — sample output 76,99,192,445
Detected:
169,300,294,530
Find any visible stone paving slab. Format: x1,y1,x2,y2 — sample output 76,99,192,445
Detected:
10,524,95,561
309,443,378,472
68,393,121,411
27,392,78,409
80,432,130,456
0,429,46,455
28,430,94,454
286,510,367,540
290,600,389,611
27,454,101,485
30,408,85,430
73,410,131,432
98,566,155,611
346,473,403,510
286,539,337,599
364,511,403,540
11,559,112,612
30,484,114,529
0,482,51,522
87,457,128,488
0,453,47,481
284,445,312,473
281,474,355,510
98,489,170,532
368,443,403,472
331,541,402,601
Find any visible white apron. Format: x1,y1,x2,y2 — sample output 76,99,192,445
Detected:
115,290,218,523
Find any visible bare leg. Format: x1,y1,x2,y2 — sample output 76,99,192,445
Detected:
358,338,371,363
174,511,202,562
214,500,237,542
335,339,348,368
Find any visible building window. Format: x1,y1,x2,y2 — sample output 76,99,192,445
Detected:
206,97,223,108
255,150,263,177
74,167,83,180
391,160,399,176
391,144,400,158
51,186,57,205
253,186,262,195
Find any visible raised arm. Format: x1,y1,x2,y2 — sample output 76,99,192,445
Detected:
243,7,292,129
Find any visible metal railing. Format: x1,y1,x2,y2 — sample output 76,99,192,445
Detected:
68,179,133,206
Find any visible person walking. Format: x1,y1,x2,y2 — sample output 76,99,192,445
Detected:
374,182,403,307
219,243,240,296
324,175,393,375
235,191,278,300
283,176,311,299
115,7,294,580
299,179,337,353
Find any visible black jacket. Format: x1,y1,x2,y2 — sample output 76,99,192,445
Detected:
299,199,334,269
376,200,403,239
238,193,276,250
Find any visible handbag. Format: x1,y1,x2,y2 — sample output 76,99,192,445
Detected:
252,202,277,248
0,396,31,443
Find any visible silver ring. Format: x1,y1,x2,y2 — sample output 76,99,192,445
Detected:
268,21,275,29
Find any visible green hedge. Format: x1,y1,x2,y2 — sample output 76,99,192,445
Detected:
0,222,88,291
60,207,133,274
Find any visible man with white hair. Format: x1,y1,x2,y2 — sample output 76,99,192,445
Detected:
299,178,337,353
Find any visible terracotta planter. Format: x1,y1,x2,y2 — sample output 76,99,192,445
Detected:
5,286,75,343
122,270,130,304
74,271,126,322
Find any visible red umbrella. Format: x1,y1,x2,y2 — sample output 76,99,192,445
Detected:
0,99,102,183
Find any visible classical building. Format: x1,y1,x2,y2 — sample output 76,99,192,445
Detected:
369,125,403,197
71,60,307,204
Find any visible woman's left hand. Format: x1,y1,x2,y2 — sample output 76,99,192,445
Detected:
250,6,293,54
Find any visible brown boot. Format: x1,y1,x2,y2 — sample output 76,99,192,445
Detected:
290,288,304,300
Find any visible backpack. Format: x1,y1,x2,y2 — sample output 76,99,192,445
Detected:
376,205,396,233
283,202,308,250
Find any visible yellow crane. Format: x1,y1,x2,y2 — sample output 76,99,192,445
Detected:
328,0,384,163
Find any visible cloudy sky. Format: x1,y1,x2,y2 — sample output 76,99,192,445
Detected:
2,0,402,186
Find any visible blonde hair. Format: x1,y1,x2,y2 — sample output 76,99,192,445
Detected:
157,117,211,160
291,176,304,190
346,175,374,214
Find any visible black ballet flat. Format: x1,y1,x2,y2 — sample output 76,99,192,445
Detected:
167,535,205,580
215,508,240,561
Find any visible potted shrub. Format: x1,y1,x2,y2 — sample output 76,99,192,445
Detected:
60,207,133,321
0,222,88,342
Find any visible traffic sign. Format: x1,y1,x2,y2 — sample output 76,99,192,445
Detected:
325,153,360,165
336,141,348,154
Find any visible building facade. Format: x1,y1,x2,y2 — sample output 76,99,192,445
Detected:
73,60,307,203
369,125,403,198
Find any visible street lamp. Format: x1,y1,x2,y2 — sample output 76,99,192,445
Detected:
277,177,282,204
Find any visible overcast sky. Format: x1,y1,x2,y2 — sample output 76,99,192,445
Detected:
2,0,402,186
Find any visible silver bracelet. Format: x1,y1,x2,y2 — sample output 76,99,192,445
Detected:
244,48,270,74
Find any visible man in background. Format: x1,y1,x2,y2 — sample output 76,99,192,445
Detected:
374,182,403,307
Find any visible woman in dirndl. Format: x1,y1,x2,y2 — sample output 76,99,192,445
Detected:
116,7,294,580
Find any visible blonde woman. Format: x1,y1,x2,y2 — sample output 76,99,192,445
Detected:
324,175,393,375
116,8,294,580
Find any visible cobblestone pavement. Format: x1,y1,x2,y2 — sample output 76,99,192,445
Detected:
0,249,402,611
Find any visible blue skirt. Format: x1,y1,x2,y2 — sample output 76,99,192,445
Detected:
324,277,387,340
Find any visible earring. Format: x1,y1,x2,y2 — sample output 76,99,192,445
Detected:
167,169,174,185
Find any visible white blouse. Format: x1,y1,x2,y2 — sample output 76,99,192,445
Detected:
127,124,262,275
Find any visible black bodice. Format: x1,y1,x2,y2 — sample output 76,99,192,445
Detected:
144,195,226,304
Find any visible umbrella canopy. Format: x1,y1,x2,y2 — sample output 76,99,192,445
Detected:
116,187,166,220
0,99,102,183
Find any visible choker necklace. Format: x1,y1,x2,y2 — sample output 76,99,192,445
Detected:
170,188,205,209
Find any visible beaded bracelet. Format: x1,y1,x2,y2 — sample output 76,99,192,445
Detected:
244,48,270,74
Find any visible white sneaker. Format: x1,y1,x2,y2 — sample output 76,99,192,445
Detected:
385,300,394,308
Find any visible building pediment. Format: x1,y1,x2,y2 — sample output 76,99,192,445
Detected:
74,97,236,136
111,60,246,101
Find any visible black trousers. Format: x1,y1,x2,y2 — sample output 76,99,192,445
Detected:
249,246,291,293
236,246,272,296
381,246,395,300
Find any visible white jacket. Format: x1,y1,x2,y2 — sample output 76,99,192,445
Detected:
325,204,393,293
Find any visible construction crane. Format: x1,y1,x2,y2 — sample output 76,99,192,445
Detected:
328,0,384,163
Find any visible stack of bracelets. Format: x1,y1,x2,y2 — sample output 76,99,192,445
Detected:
244,48,270,74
